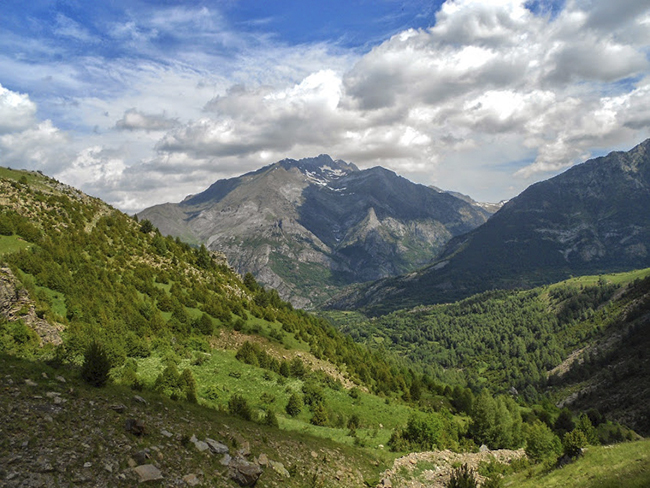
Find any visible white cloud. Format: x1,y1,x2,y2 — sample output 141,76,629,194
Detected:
1,0,649,210
0,84,37,134
115,108,179,132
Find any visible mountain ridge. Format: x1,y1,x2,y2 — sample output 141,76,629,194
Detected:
140,155,493,307
328,139,650,315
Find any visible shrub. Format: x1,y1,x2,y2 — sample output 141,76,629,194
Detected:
563,429,587,458
179,368,198,403
80,341,112,387
229,394,253,421
310,403,329,426
525,420,561,463
285,393,303,417
447,464,478,488
263,408,279,428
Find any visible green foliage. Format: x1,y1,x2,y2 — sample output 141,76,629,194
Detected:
263,407,279,428
310,403,329,426
285,392,303,417
388,410,458,452
80,341,112,387
563,429,588,458
228,394,253,421
470,390,523,450
139,219,154,233
525,420,562,463
446,464,478,488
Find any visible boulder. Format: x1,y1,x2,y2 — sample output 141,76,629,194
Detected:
228,457,263,487
125,418,146,436
206,438,229,454
133,464,163,483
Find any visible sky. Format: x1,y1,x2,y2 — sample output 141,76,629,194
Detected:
1,0,649,213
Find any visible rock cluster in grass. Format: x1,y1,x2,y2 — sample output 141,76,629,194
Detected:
0,363,370,487
377,448,527,488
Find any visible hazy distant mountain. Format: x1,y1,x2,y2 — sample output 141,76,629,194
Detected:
330,139,650,315
139,155,492,307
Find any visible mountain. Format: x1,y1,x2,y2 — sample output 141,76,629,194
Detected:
330,139,650,315
139,155,492,308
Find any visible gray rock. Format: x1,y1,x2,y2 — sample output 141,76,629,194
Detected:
228,458,263,487
133,464,163,483
132,450,150,465
479,444,489,453
132,395,147,404
205,438,229,454
182,473,201,486
55,375,66,383
194,440,209,452
160,429,173,438
220,454,232,466
125,418,146,436
25,379,37,387
109,403,127,414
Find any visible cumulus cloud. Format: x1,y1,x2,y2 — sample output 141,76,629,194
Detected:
2,0,650,210
0,84,37,134
115,108,179,132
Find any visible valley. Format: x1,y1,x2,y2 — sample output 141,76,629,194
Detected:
1,140,650,487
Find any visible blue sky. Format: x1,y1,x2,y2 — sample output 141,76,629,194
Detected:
0,0,649,212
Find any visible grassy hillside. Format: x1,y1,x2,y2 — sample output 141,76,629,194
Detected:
325,269,650,433
505,440,650,488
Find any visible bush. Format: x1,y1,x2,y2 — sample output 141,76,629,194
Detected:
310,403,329,426
447,464,477,488
525,420,561,463
263,408,279,428
285,393,303,417
80,341,112,387
229,394,253,421
563,429,587,458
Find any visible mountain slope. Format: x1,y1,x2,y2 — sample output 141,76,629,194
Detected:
330,139,650,314
140,155,492,307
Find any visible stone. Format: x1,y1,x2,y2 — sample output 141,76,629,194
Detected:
228,458,263,487
109,404,127,414
193,440,209,452
182,473,201,486
160,429,173,438
83,462,92,468
133,395,147,404
238,441,251,457
125,418,146,436
206,438,229,454
25,379,37,386
220,454,232,466
479,444,489,453
257,453,269,467
133,450,150,465
133,464,163,483
269,460,290,478
55,375,66,383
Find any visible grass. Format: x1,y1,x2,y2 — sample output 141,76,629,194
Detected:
0,235,32,255
0,352,391,487
128,344,418,455
505,441,650,488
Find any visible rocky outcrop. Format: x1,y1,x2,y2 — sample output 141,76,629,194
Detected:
0,267,63,346
140,155,493,307
377,448,526,488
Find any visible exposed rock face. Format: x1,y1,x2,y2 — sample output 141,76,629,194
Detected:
0,267,63,345
228,457,263,486
140,155,492,307
330,139,650,314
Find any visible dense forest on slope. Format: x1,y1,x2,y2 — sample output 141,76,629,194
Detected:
325,269,650,434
